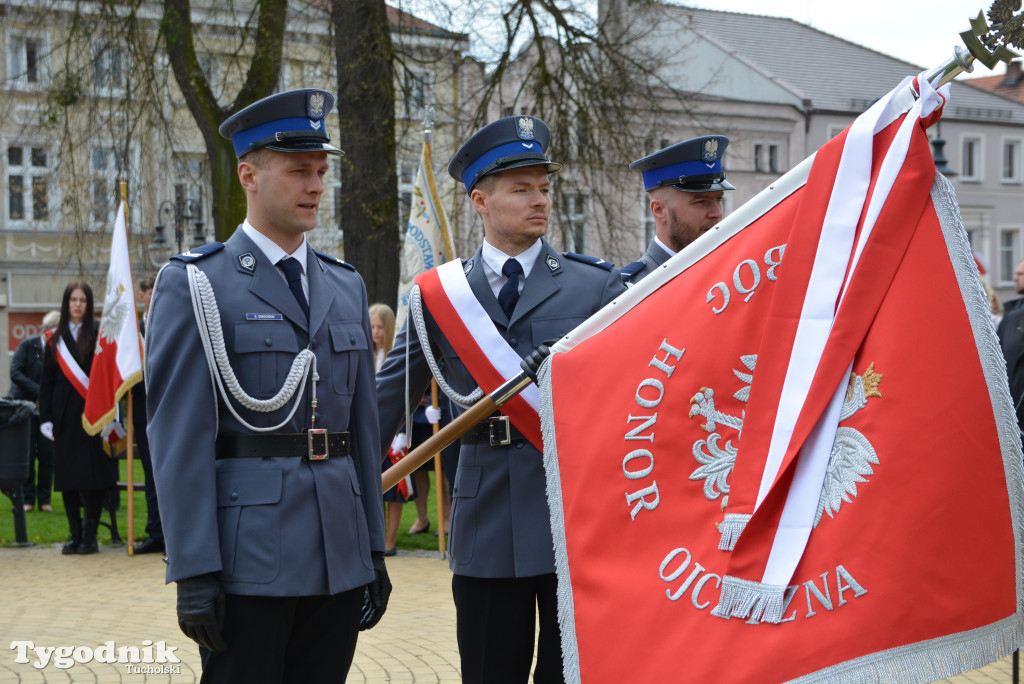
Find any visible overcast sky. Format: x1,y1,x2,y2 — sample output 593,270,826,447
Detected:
404,0,1012,80
664,0,1004,77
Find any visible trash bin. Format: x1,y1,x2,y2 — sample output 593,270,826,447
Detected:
0,399,34,489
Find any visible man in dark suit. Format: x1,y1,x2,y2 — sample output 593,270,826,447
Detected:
132,277,162,554
620,136,734,285
146,89,390,682
998,258,1024,432
8,310,58,511
377,115,625,684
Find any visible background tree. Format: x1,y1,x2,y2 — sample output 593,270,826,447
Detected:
161,0,288,242
332,0,399,305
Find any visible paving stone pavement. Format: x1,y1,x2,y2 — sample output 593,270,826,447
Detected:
0,545,1016,683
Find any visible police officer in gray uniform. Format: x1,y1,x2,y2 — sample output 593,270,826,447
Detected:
146,88,390,683
620,135,734,285
376,115,625,684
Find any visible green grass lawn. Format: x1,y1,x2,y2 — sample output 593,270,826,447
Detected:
0,457,148,548
2,460,450,554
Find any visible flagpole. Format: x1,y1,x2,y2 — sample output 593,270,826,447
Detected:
120,181,137,556
423,113,452,558
383,370,533,494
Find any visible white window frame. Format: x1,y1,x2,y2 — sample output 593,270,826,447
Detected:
403,68,432,118
567,193,587,253
5,140,55,229
93,43,128,96
1002,138,1021,184
768,144,780,173
999,227,1021,286
89,145,140,230
961,135,984,182
397,159,417,232
642,192,655,247
753,143,764,173
6,31,47,90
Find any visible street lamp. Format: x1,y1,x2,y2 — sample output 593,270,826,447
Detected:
930,121,958,179
151,195,206,257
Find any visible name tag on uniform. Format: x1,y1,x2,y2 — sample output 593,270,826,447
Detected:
246,313,283,321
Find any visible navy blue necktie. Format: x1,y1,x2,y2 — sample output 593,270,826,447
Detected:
279,257,309,321
498,258,523,320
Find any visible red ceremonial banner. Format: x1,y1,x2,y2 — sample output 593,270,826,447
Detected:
540,76,1024,683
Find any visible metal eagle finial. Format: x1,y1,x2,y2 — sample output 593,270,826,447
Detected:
925,1,1023,87
987,0,1024,48
956,0,1023,70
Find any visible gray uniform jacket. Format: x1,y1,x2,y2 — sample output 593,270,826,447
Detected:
377,239,625,578
621,239,672,285
146,229,384,597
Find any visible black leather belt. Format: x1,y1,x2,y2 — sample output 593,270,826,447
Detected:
215,432,350,462
461,415,525,446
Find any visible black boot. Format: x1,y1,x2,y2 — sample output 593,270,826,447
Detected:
62,518,82,555
78,509,100,555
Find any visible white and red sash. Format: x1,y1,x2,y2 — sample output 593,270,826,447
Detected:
415,260,543,450
56,336,89,400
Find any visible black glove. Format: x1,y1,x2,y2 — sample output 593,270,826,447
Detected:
521,340,556,383
359,551,392,630
176,573,227,653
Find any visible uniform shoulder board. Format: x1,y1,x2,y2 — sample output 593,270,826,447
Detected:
619,260,645,281
313,249,355,271
562,252,614,271
169,242,225,263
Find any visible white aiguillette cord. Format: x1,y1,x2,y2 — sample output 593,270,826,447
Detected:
186,263,317,433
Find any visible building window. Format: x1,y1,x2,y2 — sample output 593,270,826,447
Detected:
754,144,764,172
643,197,655,246
1000,229,1019,285
1003,140,1021,183
332,157,343,233
568,194,586,253
94,46,126,92
769,145,780,173
397,162,416,231
404,70,429,116
7,143,51,224
962,137,982,181
91,148,129,226
8,34,44,87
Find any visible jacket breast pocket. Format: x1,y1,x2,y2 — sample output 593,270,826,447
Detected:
233,322,299,398
216,467,283,583
531,316,586,347
328,322,367,395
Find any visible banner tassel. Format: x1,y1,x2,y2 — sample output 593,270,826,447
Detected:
711,576,787,623
717,512,750,550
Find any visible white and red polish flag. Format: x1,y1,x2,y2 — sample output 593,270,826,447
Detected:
83,201,143,435
538,73,1024,683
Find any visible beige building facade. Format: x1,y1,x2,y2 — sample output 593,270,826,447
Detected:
0,0,468,393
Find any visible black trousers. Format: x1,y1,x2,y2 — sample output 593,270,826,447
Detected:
22,414,53,507
452,573,565,684
199,588,363,684
134,421,162,540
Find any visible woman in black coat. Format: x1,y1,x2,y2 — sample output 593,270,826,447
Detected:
39,281,115,554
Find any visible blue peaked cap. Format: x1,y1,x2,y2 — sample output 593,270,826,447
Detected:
448,115,562,193
219,89,344,159
630,135,734,192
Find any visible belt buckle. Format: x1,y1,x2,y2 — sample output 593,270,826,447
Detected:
306,429,329,461
488,416,512,447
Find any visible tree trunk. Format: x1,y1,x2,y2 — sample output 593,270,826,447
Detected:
332,0,399,307
162,0,286,242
